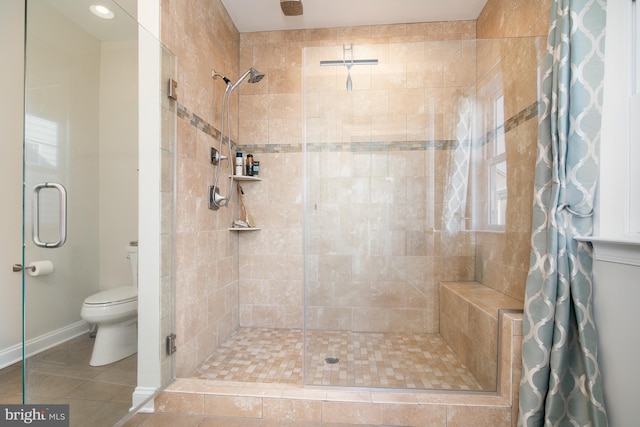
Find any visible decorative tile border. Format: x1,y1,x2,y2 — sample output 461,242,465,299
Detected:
240,140,468,154
176,100,539,155
177,102,236,148
483,101,539,147
506,101,538,132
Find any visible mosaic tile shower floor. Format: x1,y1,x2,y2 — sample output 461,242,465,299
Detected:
194,328,483,390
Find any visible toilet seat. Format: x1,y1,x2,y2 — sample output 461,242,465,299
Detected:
84,286,137,306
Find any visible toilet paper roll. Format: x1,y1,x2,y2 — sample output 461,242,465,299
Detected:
27,260,54,277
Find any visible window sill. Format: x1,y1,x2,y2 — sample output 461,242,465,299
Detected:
577,235,640,267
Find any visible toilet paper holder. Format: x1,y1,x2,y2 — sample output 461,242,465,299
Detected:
12,264,36,272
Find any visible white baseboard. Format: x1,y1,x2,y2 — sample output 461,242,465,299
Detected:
0,321,90,369
131,386,158,413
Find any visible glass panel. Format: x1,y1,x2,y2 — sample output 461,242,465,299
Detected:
304,36,543,392
303,41,479,390
0,0,25,404
19,0,175,423
159,42,178,388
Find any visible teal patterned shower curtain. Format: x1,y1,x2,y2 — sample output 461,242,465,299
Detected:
518,0,608,426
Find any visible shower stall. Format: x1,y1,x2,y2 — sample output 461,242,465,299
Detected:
194,35,544,393
300,38,542,390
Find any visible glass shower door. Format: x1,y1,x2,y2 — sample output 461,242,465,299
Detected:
22,0,141,421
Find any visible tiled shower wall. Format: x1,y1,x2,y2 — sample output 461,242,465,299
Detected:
236,24,479,332
161,0,242,377
302,41,479,334
474,0,551,302
237,0,550,329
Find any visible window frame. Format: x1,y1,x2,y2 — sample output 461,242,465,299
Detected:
596,0,640,242
487,94,507,229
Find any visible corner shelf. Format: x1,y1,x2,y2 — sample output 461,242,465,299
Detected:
230,175,261,181
229,174,261,232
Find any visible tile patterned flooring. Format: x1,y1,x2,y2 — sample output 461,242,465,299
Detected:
194,328,483,391
122,328,487,426
0,333,136,427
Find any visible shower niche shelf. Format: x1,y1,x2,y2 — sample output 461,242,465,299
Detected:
230,175,261,181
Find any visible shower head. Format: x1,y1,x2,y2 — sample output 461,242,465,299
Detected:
247,68,265,84
212,70,231,85
229,67,265,92
280,0,303,16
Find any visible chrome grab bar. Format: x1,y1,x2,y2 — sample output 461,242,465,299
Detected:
32,182,67,248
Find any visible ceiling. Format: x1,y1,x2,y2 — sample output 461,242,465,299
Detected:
220,0,489,33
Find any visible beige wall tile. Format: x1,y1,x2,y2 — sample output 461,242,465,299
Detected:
383,403,447,426
155,392,204,415
204,395,262,418
262,398,322,422
322,401,383,424
478,0,552,38
447,405,511,427
162,0,242,377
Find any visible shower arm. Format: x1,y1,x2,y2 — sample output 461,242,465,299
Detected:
229,68,253,92
212,70,231,85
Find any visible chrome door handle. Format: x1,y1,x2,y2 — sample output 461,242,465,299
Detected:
32,182,67,248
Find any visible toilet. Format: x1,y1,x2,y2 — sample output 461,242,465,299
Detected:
81,244,138,366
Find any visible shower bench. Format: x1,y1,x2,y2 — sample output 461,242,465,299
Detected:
440,281,523,390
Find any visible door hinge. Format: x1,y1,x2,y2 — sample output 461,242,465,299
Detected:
166,333,177,356
168,78,178,101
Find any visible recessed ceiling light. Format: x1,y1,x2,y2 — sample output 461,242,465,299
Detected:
90,4,115,19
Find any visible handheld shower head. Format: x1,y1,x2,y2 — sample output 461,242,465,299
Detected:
229,67,265,92
208,67,265,211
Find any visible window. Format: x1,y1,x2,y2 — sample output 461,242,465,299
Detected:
25,114,58,169
597,0,640,240
489,95,507,227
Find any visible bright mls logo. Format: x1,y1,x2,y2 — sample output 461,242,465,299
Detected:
1,405,69,426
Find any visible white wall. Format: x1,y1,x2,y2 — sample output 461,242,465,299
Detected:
0,0,25,360
592,253,640,427
99,41,140,290
23,0,102,340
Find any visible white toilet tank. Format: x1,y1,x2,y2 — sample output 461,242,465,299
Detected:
127,244,138,288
